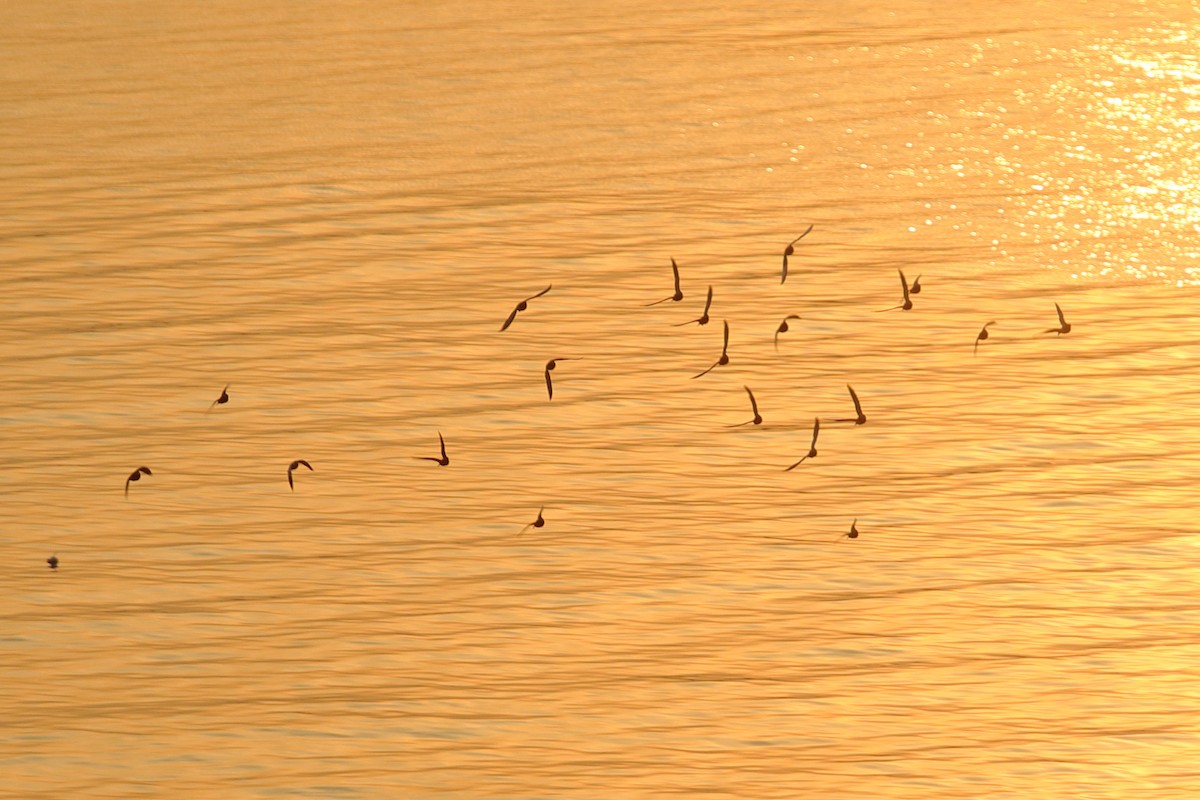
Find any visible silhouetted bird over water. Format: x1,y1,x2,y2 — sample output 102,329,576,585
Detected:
780,224,814,284
785,417,820,470
415,433,450,466
728,385,763,427
544,358,578,401
974,321,996,356
842,519,860,540
124,466,152,498
675,285,712,326
520,507,545,534
646,258,684,306
208,384,229,410
692,320,730,379
287,459,313,490
910,274,922,294
1043,303,1071,335
500,285,552,332
774,314,802,352
47,554,58,570
835,384,867,425
877,269,913,311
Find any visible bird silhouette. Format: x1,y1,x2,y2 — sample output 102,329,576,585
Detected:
208,384,229,411
974,321,996,356
727,385,763,427
544,358,579,401
774,314,802,352
840,519,860,540
834,384,867,425
124,466,152,498
287,459,313,490
674,285,712,326
1042,303,1071,335
692,320,730,379
519,506,545,534
499,285,552,332
876,269,913,311
781,224,814,284
910,274,922,294
784,417,820,470
646,258,684,306
47,554,58,570
414,433,450,466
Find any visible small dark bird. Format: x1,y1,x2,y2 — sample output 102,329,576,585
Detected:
876,269,913,311
544,358,579,401
124,466,152,498
500,285,552,332
646,258,684,306
414,432,450,466
835,384,867,425
781,224,814,284
910,274,922,294
727,385,763,427
785,417,820,470
519,506,545,534
1043,303,1071,335
47,554,58,570
841,519,860,540
287,459,313,490
674,285,712,326
774,314,802,352
208,384,230,411
974,321,996,356
692,320,730,379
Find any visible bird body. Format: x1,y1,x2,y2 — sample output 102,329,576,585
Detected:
646,259,684,305
287,459,313,490
415,433,450,466
124,466,152,497
785,417,820,470
836,384,866,425
500,285,552,331
520,507,545,534
674,285,712,326
974,321,996,355
1044,303,1071,335
692,320,730,378
208,384,229,410
781,224,814,284
47,554,58,570
544,358,578,400
774,314,802,352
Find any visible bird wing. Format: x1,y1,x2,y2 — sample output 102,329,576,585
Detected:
703,285,713,314
670,259,681,294
781,253,788,285
438,433,447,460
499,305,521,331
848,385,862,415
1055,303,1066,326
692,361,718,379
745,386,759,416
898,269,910,302
722,320,729,352
528,285,552,301
288,468,294,490
810,418,820,449
545,368,553,399
788,224,814,249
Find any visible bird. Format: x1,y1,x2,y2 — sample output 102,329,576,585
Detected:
544,358,579,401
841,519,860,540
974,321,996,356
646,258,684,306
727,385,763,427
287,459,313,490
835,384,867,425
692,320,730,379
781,224,814,284
414,432,450,466
499,285,552,332
47,554,58,570
876,269,913,311
208,384,229,411
774,314,802,352
784,417,820,470
1043,303,1071,335
910,274,922,294
519,507,545,534
124,466,152,498
674,285,712,326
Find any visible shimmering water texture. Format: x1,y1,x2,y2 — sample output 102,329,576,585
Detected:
5,1,1200,798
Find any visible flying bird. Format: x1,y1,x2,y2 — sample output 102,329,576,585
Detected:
876,269,913,311
47,554,58,570
841,519,860,540
519,507,545,534
974,321,996,356
835,384,867,425
727,385,763,427
287,459,313,490
415,432,450,466
1043,303,1071,335
646,258,684,306
499,285,552,332
674,285,713,326
124,466,152,498
544,358,579,401
208,384,229,411
774,314,802,352
781,224,814,284
910,274,922,294
692,320,730,379
784,417,820,470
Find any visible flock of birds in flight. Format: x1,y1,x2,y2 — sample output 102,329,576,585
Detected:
45,227,1076,569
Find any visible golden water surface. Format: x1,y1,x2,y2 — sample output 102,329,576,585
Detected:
5,1,1200,797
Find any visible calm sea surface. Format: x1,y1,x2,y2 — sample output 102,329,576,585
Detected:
5,1,1200,797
